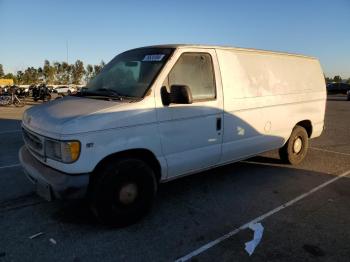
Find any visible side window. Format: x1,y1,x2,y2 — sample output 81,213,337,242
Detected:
168,53,216,101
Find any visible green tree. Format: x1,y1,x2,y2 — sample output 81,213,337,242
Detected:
16,71,24,85
93,60,105,77
85,64,94,82
93,65,102,76
43,60,55,84
37,67,44,83
0,64,4,78
1,59,109,85
22,67,39,84
53,62,62,84
61,62,72,85
71,60,85,84
333,75,342,83
325,76,332,83
53,62,71,84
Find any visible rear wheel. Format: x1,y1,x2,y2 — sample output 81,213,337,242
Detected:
1,96,11,106
279,125,309,165
90,158,157,227
0,97,8,106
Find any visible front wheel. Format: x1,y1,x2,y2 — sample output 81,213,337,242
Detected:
90,158,157,227
279,125,309,165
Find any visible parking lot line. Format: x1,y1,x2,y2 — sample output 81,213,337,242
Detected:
0,129,21,135
0,163,21,169
310,147,350,157
175,169,350,262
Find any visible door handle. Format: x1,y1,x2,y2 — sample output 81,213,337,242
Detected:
216,117,222,131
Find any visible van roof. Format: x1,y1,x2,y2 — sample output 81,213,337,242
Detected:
136,44,316,60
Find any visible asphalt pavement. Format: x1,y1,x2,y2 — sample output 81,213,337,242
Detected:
0,94,349,262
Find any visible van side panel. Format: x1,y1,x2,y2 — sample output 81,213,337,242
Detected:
216,49,326,163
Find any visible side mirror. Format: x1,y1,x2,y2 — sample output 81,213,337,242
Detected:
161,85,193,106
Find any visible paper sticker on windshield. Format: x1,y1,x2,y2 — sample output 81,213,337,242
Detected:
142,54,165,62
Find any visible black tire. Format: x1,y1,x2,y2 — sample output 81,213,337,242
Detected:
90,158,157,227
279,125,309,165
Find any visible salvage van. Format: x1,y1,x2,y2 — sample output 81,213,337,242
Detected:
19,44,326,225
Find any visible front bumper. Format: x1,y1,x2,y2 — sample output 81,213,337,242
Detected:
19,146,89,200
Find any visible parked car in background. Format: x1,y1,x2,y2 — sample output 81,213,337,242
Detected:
53,86,77,95
347,90,350,101
327,82,350,94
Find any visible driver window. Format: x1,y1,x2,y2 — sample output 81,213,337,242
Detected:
167,53,216,101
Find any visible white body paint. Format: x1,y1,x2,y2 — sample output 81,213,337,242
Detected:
21,45,326,181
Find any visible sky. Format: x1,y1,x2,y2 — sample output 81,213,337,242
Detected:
0,0,349,78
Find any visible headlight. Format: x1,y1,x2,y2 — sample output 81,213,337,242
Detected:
45,139,80,163
45,140,62,161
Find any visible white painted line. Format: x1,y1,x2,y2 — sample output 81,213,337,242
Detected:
175,169,350,262
0,129,21,135
310,147,350,157
0,163,21,169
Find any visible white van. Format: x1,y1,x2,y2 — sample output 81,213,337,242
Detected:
19,44,326,225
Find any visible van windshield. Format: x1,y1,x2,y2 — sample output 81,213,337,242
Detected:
85,48,174,98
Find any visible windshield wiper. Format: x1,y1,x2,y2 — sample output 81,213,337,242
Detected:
79,88,138,101
79,88,122,100
96,88,122,98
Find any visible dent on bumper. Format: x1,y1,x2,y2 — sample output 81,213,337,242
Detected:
19,146,89,199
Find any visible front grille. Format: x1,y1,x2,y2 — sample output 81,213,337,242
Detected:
22,128,45,159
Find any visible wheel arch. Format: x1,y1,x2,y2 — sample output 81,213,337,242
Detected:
92,148,162,183
295,120,313,138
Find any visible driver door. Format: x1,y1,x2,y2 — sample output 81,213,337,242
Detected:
155,48,223,179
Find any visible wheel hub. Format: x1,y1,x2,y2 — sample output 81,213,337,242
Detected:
293,137,303,154
119,183,138,205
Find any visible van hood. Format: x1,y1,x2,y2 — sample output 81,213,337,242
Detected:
22,96,155,137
